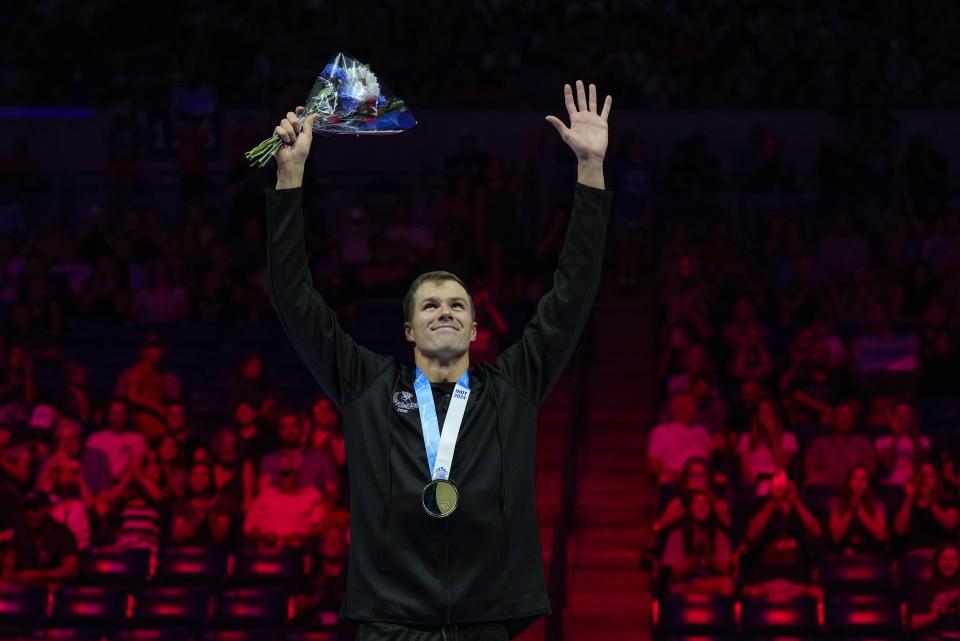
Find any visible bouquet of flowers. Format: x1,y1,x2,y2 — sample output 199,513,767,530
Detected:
245,52,417,167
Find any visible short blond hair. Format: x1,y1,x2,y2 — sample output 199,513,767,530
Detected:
402,271,474,322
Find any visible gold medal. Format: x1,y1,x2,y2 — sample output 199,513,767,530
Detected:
421,479,459,518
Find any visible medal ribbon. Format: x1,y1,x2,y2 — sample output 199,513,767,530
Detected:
413,368,470,481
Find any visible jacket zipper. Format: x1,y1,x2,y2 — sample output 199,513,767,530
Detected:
445,518,453,624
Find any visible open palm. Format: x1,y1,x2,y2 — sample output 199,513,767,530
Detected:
546,81,612,163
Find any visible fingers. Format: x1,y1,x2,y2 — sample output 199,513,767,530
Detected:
589,83,597,113
600,95,613,121
545,115,569,137
301,113,320,140
576,80,587,112
563,84,576,120
286,112,301,134
279,119,297,144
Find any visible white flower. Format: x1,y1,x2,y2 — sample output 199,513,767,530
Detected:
343,65,380,102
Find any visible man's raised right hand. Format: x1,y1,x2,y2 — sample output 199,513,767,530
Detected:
275,107,320,188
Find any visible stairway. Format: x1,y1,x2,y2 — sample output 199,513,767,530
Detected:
521,285,658,641
564,289,656,641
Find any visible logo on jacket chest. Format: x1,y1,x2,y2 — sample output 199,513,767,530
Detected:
392,391,418,414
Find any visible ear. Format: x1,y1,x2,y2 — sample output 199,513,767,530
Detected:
469,321,478,343
404,322,416,344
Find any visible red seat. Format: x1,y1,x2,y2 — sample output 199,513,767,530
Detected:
823,594,902,634
819,554,892,594
231,549,310,586
653,595,736,636
80,548,153,585
214,588,290,626
155,547,228,586
741,597,819,636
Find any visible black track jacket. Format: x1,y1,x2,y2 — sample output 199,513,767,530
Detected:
265,183,611,638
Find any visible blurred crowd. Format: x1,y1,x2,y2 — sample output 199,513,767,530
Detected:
0,322,351,615
648,125,960,637
6,1,960,109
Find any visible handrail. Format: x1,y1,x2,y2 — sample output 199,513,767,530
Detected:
545,315,594,641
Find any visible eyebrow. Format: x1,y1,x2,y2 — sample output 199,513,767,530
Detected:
421,296,466,305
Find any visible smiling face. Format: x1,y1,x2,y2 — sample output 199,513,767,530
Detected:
404,279,477,359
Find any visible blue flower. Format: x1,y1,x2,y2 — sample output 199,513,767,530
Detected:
321,64,348,85
339,95,359,114
377,95,386,108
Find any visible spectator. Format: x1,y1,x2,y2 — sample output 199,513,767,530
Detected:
244,455,325,549
723,297,770,355
164,401,203,461
47,458,92,550
738,399,798,494
660,489,735,596
308,398,345,468
171,462,232,546
688,373,727,436
210,429,254,512
294,526,350,623
259,412,338,499
109,460,166,553
0,421,30,495
804,402,877,489
729,324,774,382
0,345,37,407
87,398,148,481
2,492,78,586
894,463,959,556
782,339,854,425
740,477,824,602
828,464,888,554
227,355,276,418
656,457,733,533
232,401,275,468
156,435,188,500
663,342,714,395
118,334,182,442
54,361,92,424
131,260,188,323
648,391,713,486
875,400,930,488
36,418,112,498
909,542,960,638
726,377,767,434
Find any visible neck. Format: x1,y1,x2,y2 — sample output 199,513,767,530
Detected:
414,350,470,383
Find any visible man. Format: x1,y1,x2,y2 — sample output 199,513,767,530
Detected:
2,491,79,586
648,390,714,486
804,400,877,488
244,455,326,548
265,81,612,640
164,401,204,459
259,411,338,499
115,333,181,442
87,398,148,481
36,418,112,499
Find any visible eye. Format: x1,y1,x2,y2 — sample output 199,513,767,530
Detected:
424,303,436,309
453,302,464,309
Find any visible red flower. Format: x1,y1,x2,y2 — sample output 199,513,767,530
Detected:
329,115,341,124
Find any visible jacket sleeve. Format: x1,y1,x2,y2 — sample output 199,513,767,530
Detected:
495,182,612,406
265,187,391,407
